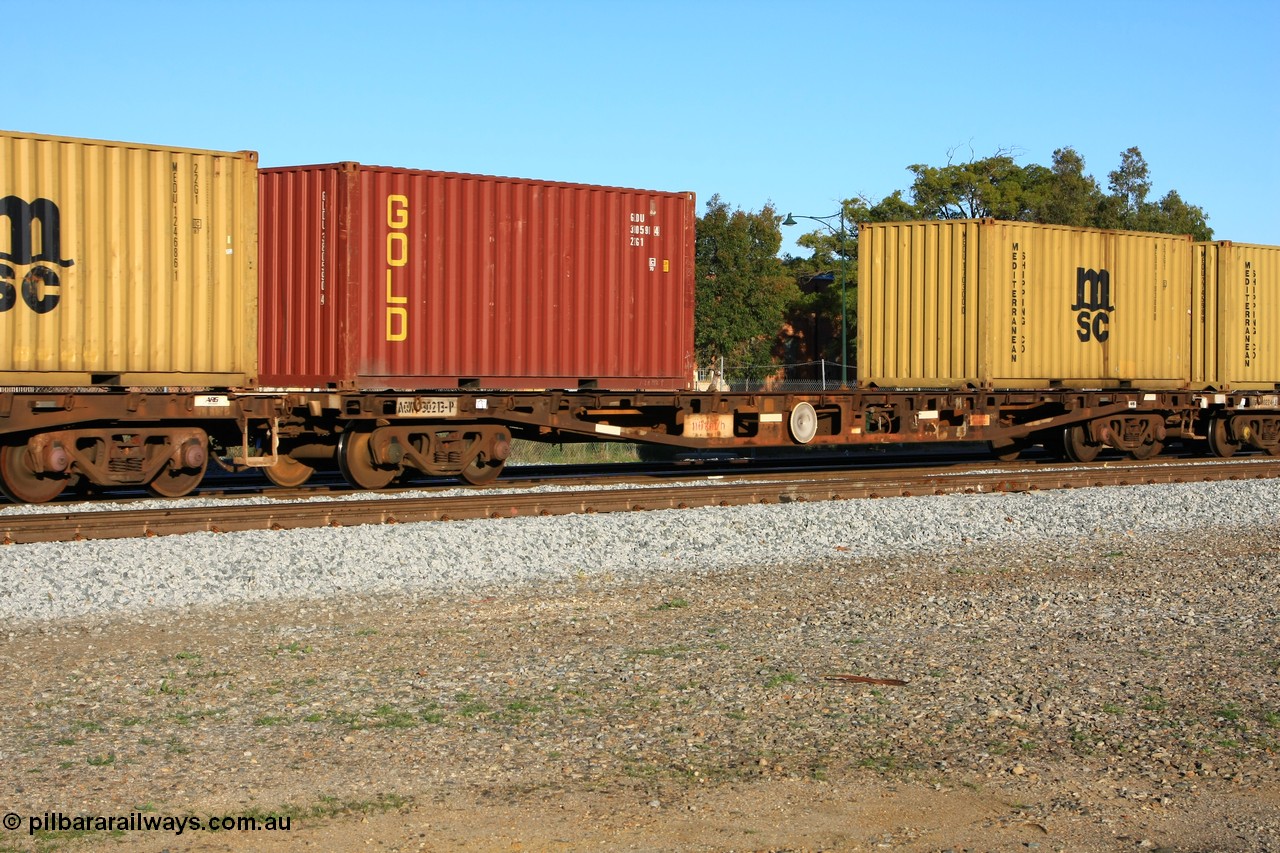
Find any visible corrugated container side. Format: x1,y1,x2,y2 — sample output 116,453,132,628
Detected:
258,164,347,384
981,222,1191,384
858,219,1192,389
260,164,695,390
0,130,257,386
1191,243,1213,388
1198,241,1280,390
858,220,980,385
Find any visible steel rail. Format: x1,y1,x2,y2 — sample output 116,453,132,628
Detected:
1,457,1277,545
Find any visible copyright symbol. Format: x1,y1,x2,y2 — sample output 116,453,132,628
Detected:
2,813,20,831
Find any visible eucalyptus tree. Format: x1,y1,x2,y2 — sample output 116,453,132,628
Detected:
694,195,797,373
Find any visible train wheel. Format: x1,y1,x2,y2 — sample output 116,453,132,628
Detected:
337,430,397,490
148,458,208,498
460,457,505,485
1129,439,1164,460
0,443,69,503
148,435,209,498
458,428,511,485
1207,419,1239,458
1062,424,1101,463
264,455,315,488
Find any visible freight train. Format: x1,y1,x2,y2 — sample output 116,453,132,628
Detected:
0,129,1276,503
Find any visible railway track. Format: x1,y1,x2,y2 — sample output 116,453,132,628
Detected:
2,456,1277,545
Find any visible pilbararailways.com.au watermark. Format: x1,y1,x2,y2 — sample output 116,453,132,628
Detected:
3,810,292,836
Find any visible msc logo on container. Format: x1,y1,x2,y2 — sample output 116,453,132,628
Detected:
1071,267,1113,343
0,195,74,315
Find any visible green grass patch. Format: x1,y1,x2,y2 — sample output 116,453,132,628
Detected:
1215,704,1242,722
505,700,541,714
373,705,418,729
1142,693,1168,711
325,711,364,730
457,701,492,718
628,644,691,658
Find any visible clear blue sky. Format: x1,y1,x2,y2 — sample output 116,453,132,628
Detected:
11,0,1278,253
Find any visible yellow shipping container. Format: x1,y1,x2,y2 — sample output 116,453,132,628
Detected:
0,130,257,386
1194,241,1280,391
858,219,1193,389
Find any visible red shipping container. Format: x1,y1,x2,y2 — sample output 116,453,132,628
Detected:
258,163,695,391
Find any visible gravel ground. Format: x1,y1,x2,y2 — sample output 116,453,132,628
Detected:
2,478,1280,624
0,481,1278,851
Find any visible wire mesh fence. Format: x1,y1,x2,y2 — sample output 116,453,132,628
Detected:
508,439,644,466
699,359,854,392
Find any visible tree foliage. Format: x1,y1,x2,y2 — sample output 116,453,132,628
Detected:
773,145,1213,366
905,150,1036,220
858,144,1213,240
1027,148,1104,227
694,195,796,368
779,203,860,367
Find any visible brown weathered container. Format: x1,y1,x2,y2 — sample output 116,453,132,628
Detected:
857,219,1193,389
258,163,695,391
0,129,258,386
1194,241,1280,390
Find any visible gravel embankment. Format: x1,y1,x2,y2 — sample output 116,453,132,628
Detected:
1,481,1278,851
1,479,1279,624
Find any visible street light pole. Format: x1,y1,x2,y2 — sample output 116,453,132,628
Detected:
783,210,849,387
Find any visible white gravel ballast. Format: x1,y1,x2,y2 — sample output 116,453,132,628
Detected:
1,478,1277,624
